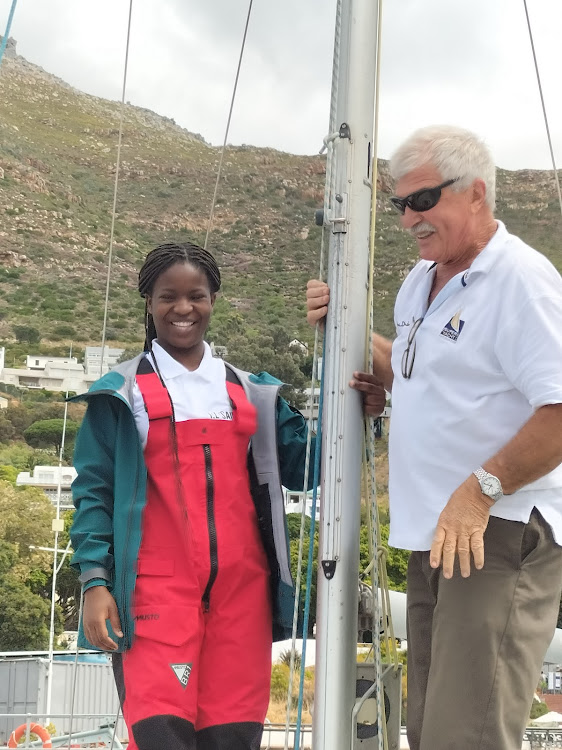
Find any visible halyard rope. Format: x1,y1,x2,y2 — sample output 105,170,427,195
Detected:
204,0,254,250
99,0,134,376
522,0,562,218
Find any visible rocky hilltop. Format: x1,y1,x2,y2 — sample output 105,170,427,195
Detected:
0,37,560,349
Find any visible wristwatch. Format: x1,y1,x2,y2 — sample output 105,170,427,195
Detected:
473,466,503,503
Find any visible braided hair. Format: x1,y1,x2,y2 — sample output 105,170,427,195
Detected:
138,241,221,350
137,242,221,555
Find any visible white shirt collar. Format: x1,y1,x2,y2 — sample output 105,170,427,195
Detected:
463,220,507,282
148,340,215,381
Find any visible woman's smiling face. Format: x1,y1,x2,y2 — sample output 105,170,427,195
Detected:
147,261,216,369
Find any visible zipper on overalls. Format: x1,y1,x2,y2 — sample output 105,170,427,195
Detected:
201,444,218,612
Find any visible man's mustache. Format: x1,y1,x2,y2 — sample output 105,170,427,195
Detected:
408,222,436,238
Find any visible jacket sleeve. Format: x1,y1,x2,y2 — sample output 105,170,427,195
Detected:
70,396,119,590
276,395,319,491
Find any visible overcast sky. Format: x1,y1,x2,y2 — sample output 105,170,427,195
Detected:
4,0,562,170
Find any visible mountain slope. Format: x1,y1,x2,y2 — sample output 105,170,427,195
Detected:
0,39,560,353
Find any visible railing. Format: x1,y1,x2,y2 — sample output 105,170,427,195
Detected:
0,714,316,750
523,728,562,749
0,714,123,749
2,715,558,750
262,721,312,750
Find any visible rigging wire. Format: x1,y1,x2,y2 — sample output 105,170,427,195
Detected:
0,0,18,70
99,0,134,377
283,330,323,749
204,0,254,250
293,384,323,750
67,3,135,741
67,587,85,749
522,0,562,217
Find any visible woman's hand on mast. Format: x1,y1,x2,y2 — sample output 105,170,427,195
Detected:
306,280,330,328
350,371,387,417
83,585,123,651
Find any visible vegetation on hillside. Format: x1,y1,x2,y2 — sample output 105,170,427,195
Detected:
1,47,560,365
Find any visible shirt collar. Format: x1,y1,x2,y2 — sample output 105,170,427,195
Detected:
148,340,215,381
462,220,507,283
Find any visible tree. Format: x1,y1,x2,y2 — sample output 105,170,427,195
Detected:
5,403,34,438
46,510,80,630
287,513,318,635
0,443,60,472
0,482,55,576
0,412,15,443
13,325,41,344
51,324,76,338
0,443,37,470
117,347,142,364
24,419,79,454
226,333,308,408
0,575,52,650
0,465,18,483
0,482,62,650
529,699,549,720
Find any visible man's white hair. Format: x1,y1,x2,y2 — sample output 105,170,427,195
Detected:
389,125,496,211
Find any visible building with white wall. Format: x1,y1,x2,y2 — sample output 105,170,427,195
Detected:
84,346,124,376
25,355,78,370
16,465,77,507
1,356,86,392
300,387,320,432
0,346,124,394
284,488,321,517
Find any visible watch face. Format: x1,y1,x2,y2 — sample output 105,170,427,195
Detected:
482,476,501,498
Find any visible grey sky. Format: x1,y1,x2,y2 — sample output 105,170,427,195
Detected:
5,0,562,170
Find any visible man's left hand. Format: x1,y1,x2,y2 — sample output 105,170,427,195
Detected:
430,476,494,578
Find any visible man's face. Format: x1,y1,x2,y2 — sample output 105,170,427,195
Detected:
394,164,477,266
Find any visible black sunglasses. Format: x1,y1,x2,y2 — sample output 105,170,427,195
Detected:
390,178,459,215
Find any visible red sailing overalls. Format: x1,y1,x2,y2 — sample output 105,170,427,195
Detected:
116,364,273,750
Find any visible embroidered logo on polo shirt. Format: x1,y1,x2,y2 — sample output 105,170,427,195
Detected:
171,663,192,688
440,311,465,342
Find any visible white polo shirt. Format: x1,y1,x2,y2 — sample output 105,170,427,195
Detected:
132,340,233,448
388,221,562,551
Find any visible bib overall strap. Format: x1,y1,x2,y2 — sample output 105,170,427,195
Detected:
136,357,173,421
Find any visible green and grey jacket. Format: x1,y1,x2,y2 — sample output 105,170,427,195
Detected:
70,355,316,650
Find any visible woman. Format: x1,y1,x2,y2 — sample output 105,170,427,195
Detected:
70,242,314,750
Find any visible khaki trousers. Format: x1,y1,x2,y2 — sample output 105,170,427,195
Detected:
406,509,562,750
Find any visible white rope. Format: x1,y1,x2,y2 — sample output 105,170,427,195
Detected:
364,2,392,748
204,0,254,250
109,703,122,750
522,0,562,217
99,0,134,376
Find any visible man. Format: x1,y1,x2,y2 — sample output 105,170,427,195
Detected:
307,125,562,750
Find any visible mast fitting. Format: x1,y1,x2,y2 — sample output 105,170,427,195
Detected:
321,560,337,579
339,122,351,139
